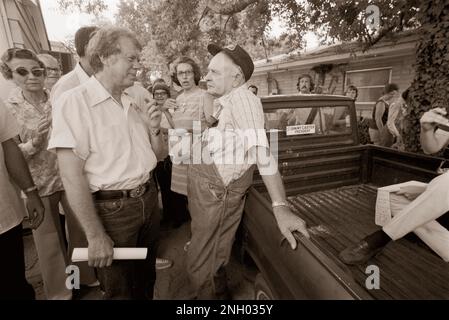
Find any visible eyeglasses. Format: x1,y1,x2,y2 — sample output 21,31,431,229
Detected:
177,70,194,78
46,67,61,74
13,67,45,77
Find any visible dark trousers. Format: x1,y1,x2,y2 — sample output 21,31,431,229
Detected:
94,180,160,300
0,223,35,300
154,157,189,228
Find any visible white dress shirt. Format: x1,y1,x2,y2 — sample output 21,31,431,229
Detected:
48,76,157,191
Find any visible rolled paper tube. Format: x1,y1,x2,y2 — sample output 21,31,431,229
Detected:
72,248,148,262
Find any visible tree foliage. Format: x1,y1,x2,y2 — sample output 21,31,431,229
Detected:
57,0,108,17
57,0,422,72
115,0,293,73
402,1,449,153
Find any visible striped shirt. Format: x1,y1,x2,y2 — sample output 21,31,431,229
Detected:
204,85,269,186
171,87,209,195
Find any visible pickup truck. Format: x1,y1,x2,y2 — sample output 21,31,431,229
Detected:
240,94,449,300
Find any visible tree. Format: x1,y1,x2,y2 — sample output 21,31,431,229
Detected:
56,0,108,17
401,1,449,153
115,0,295,73
57,0,449,153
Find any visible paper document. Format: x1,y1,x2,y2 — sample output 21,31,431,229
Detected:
72,248,148,262
375,181,427,227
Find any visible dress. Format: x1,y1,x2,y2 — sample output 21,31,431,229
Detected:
170,87,209,195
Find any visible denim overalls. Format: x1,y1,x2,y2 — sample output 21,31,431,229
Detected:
186,139,255,299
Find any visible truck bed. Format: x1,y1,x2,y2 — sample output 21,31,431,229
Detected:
287,184,449,299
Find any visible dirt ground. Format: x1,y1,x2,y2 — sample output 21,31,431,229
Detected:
24,221,257,300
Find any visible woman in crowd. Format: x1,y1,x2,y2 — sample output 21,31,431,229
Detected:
0,48,72,300
164,56,215,229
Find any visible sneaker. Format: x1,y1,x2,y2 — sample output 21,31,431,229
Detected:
156,257,173,270
183,240,191,252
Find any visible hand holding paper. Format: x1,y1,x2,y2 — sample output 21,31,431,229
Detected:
394,184,427,200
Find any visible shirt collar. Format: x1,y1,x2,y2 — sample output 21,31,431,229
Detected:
74,62,91,84
217,84,246,107
7,87,50,105
84,76,133,111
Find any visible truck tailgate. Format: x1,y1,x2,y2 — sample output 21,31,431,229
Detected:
288,184,449,299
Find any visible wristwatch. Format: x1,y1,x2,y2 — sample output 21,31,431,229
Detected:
272,201,289,209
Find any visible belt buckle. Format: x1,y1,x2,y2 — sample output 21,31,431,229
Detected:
130,184,145,198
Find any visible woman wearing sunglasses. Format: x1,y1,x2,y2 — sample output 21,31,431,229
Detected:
0,48,72,300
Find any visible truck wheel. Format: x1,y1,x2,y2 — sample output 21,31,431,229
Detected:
254,273,274,300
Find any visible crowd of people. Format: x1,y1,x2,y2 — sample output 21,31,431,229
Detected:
0,25,309,300
1,23,448,301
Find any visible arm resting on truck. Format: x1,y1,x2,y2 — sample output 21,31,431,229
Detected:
254,146,310,249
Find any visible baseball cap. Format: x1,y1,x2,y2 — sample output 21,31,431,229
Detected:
207,43,254,82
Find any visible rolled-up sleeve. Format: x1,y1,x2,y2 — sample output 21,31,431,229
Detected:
48,93,90,160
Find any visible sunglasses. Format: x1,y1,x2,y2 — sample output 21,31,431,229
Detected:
13,67,45,77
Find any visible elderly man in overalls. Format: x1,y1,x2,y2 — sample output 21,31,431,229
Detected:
186,43,310,299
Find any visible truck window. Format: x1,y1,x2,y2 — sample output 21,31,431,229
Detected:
264,106,351,137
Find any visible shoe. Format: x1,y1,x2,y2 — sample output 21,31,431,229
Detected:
183,240,191,252
86,280,100,288
339,240,384,265
156,257,173,270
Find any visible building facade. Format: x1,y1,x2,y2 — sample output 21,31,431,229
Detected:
248,32,417,118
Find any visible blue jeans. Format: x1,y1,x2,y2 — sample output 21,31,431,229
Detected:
187,163,254,299
94,180,160,300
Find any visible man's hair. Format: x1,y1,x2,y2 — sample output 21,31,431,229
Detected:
0,48,46,79
172,56,201,86
75,26,99,57
248,84,258,94
86,26,142,74
153,78,166,86
384,83,399,94
152,82,171,98
297,74,315,92
345,85,358,99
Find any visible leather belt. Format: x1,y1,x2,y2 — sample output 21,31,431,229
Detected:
93,179,153,201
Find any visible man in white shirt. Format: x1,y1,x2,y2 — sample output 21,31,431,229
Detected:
49,26,165,299
186,44,310,299
0,99,44,299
